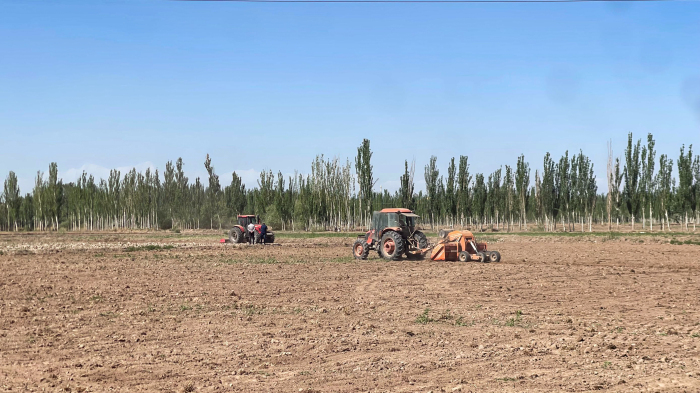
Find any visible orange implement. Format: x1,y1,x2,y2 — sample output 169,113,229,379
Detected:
430,230,499,262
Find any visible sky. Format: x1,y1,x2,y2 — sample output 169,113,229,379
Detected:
1,0,699,195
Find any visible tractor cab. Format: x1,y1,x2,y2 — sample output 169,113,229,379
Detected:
237,215,260,227
370,208,420,242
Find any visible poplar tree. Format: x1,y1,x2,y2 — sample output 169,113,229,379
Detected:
424,156,439,229
623,133,642,229
446,158,457,226
3,171,20,231
399,160,416,211
515,155,530,229
355,139,375,227
456,155,472,226
677,145,696,231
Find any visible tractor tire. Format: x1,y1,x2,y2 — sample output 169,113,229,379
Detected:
406,231,429,260
379,231,404,261
438,229,449,239
413,231,429,249
477,252,488,263
229,227,244,243
489,251,501,262
458,251,469,262
352,239,369,260
266,233,275,244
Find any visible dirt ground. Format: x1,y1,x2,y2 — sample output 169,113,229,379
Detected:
1,231,700,392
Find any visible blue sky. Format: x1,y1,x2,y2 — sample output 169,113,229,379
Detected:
1,0,699,194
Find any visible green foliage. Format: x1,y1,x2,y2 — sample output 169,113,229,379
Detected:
415,308,434,324
2,134,699,233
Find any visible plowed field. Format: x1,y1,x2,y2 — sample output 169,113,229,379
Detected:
1,232,699,392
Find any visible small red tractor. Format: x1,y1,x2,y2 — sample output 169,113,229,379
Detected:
229,215,275,244
353,208,430,260
430,229,501,262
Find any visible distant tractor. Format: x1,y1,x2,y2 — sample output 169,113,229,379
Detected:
229,215,275,244
353,208,430,261
430,229,501,262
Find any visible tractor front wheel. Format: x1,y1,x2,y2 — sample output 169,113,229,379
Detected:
413,231,428,248
353,239,369,260
229,227,244,243
406,231,428,260
380,231,405,261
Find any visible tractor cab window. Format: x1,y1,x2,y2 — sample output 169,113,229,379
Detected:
404,216,415,228
386,213,399,228
398,214,407,227
372,212,387,232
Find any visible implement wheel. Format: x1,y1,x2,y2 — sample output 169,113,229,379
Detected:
489,251,501,262
477,252,488,263
458,251,469,262
380,231,404,261
353,239,369,260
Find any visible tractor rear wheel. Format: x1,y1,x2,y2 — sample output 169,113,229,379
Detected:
380,231,404,261
458,251,469,262
477,252,488,263
489,251,501,262
266,233,275,244
229,227,244,243
353,239,369,260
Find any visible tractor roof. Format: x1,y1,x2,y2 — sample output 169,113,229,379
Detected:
379,208,414,214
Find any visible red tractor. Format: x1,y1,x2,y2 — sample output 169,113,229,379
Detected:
352,208,430,261
229,215,275,244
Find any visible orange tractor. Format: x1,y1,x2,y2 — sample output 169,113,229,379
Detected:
353,208,430,260
430,229,501,262
228,215,275,244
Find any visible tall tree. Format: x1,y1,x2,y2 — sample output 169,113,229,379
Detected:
623,133,642,229
424,156,439,229
456,155,472,227
398,160,416,211
3,171,20,231
677,144,696,231
655,154,674,231
640,134,656,230
204,154,222,229
472,173,486,230
515,155,530,229
446,158,457,226
555,151,570,231
541,153,556,231
46,162,62,230
355,139,375,227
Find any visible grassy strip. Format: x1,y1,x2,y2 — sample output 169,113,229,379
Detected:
273,232,366,239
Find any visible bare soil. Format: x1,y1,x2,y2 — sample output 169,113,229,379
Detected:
1,231,700,392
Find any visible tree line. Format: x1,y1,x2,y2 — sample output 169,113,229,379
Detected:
1,134,698,232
